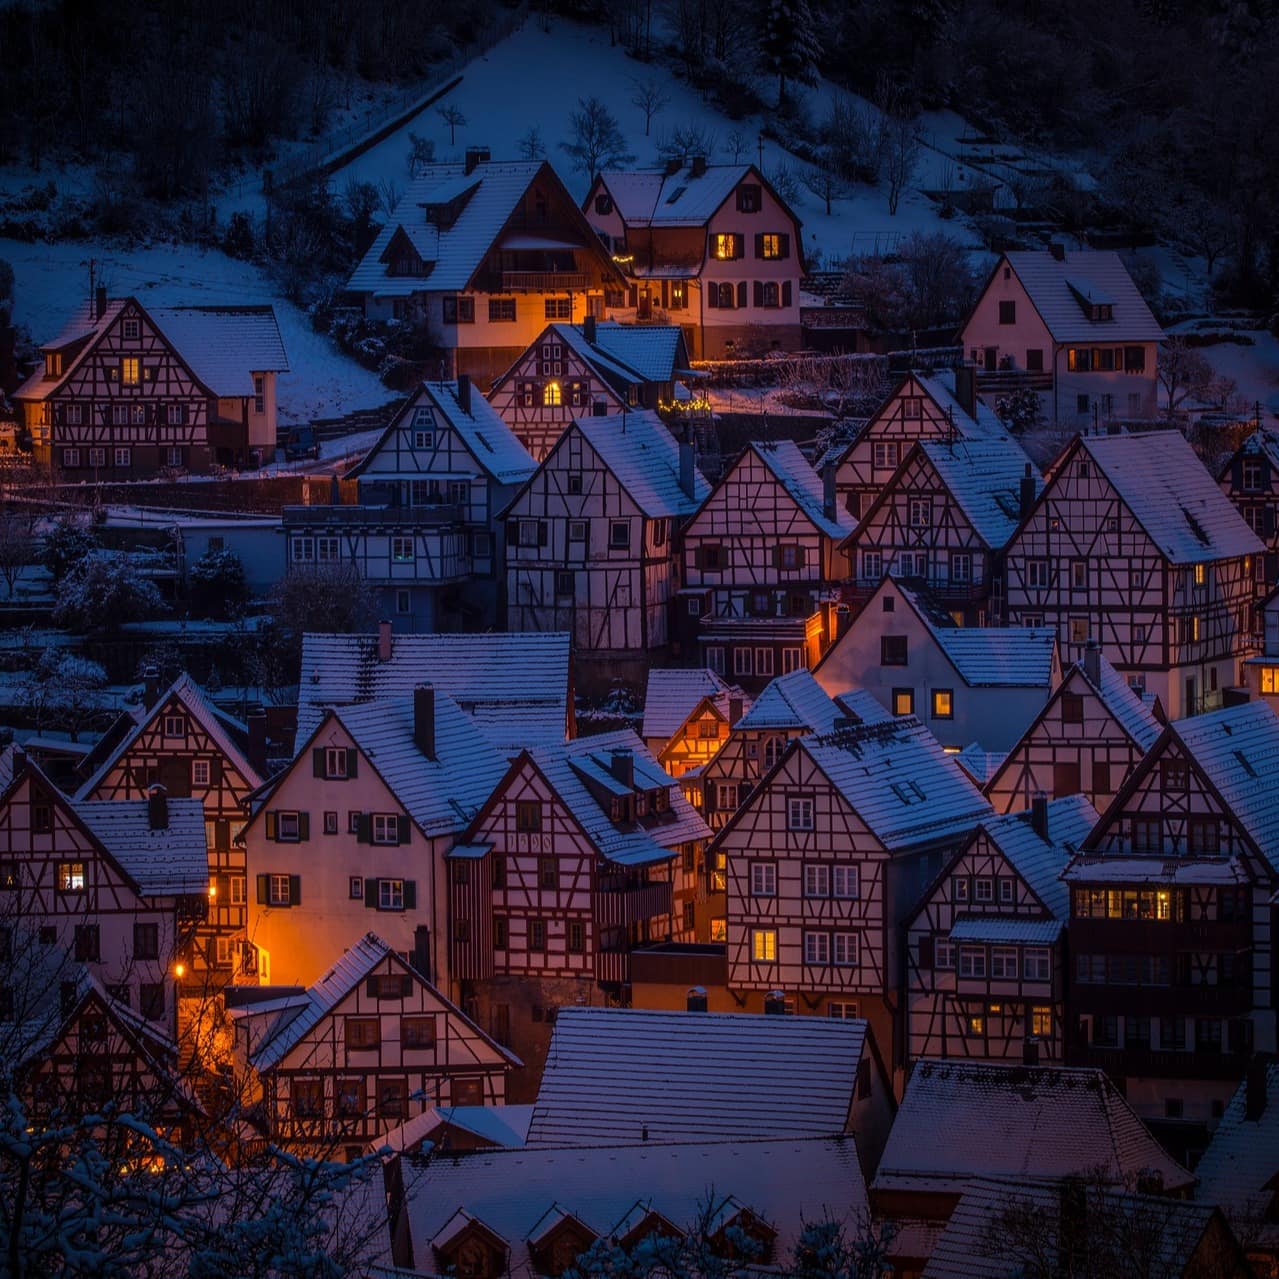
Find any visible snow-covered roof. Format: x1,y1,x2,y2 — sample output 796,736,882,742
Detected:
400,1136,868,1276
146,306,289,395
597,163,754,228
526,1007,871,1147
350,380,534,485
736,669,864,734
521,731,710,867
874,1059,1193,1197
321,693,507,839
916,438,1041,551
750,439,853,541
801,718,993,852
954,744,1004,787
376,1103,534,1155
1001,250,1165,343
72,795,209,897
1193,1063,1279,1247
971,794,1098,919
947,917,1063,944
914,370,1008,438
1062,854,1253,885
573,411,709,518
924,1178,1222,1279
641,668,742,740
1073,431,1262,565
296,630,571,746
590,321,688,382
1073,650,1163,751
76,673,261,800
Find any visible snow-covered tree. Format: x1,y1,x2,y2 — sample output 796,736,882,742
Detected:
41,517,97,583
189,547,249,619
995,385,1044,436
0,507,36,599
19,647,108,739
52,552,167,633
561,98,635,177
755,0,820,108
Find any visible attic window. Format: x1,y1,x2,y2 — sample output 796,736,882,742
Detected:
1234,750,1257,778
891,780,926,804
45,351,63,377
1092,303,1113,321
666,185,687,205
737,184,762,213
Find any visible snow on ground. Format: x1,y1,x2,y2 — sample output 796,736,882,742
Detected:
1,237,388,425
1168,320,1279,419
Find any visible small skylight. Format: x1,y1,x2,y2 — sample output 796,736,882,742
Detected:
1234,750,1256,777
665,186,687,205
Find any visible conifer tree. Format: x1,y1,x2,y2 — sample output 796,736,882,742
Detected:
756,0,822,108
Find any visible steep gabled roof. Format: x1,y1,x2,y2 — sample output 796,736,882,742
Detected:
874,1060,1193,1196
735,669,884,734
999,250,1165,343
588,321,689,382
800,718,993,851
915,439,1042,551
751,439,853,541
296,630,571,747
376,1103,534,1155
573,411,709,517
76,673,261,801
71,795,209,896
527,1007,871,1146
1074,651,1163,751
641,668,742,740
348,380,534,485
596,163,754,228
1069,431,1262,565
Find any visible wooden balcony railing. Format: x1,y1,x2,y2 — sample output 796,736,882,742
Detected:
973,369,1053,393
501,271,589,293
594,880,673,928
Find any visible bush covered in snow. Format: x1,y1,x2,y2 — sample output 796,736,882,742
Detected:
41,518,98,583
52,552,167,632
189,547,250,618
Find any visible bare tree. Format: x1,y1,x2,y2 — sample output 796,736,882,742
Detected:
561,97,635,177
376,177,403,219
802,158,851,215
656,120,718,163
437,103,466,146
630,77,670,137
823,93,885,184
0,507,36,600
724,129,751,163
518,126,546,160
881,112,921,216
1158,336,1219,420
406,131,435,177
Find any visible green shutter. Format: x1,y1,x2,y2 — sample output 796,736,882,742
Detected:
365,878,379,908
346,749,358,778
356,813,371,844
288,874,301,906
264,811,277,841
297,812,310,840
312,748,325,777
400,973,414,996
397,814,412,845
256,874,269,904
403,880,417,910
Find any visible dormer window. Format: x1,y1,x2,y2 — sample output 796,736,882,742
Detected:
736,183,762,213
45,351,63,378
1092,303,1113,321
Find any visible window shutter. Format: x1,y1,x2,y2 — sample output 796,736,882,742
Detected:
736,281,747,309
737,782,752,808
782,280,792,307
215,819,230,848
288,874,301,905
771,545,782,570
312,748,326,777
753,281,764,308
1232,460,1243,489
706,287,718,310
209,757,222,784
506,519,520,547
365,976,378,998
538,521,548,547
399,973,414,996
346,748,359,778
779,233,790,259
356,813,371,844
397,814,412,845
754,233,764,258
707,232,716,257
1262,459,1272,488
216,874,229,901
918,936,934,970
256,874,269,904
264,811,277,841
403,880,417,910
796,545,806,569
693,545,704,570
1266,508,1276,538
297,812,310,841
704,786,716,812
365,878,379,908
1268,552,1279,581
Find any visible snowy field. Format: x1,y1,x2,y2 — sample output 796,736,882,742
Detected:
1,237,387,426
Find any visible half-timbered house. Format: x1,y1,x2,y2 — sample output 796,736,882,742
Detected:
826,368,1007,522
1063,700,1279,1126
486,318,694,461
0,754,207,1032
984,641,1164,814
504,411,708,679
283,377,534,632
1219,426,1279,625
241,686,507,990
1241,585,1279,707
678,440,853,685
584,161,804,359
815,577,1060,752
904,794,1097,1067
75,674,263,985
296,625,573,750
229,933,515,1160
959,248,1164,428
1003,430,1262,719
714,716,992,1070
14,292,288,477
640,667,747,780
346,157,626,384
449,731,711,1097
841,439,1041,624
871,1059,1193,1275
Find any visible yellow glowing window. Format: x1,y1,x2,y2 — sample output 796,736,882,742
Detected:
121,357,140,386
1156,890,1172,921
760,233,782,258
1191,615,1201,642
892,688,914,716
1031,1006,1052,1036
965,1015,985,1036
931,689,954,720
712,233,740,260
543,381,561,407
710,917,727,942
1193,563,1205,586
1261,666,1279,694
752,929,777,963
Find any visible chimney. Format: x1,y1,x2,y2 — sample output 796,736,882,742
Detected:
1083,637,1101,687
143,664,161,709
1030,791,1049,840
822,464,837,523
686,985,708,1012
679,427,697,502
609,748,634,788
464,146,490,175
414,684,436,760
246,706,268,779
412,925,432,983
728,696,744,727
1049,242,1066,262
664,157,682,177
763,990,787,1015
953,364,976,420
11,748,26,773
1019,463,1037,522
1023,1035,1041,1067
1245,1057,1268,1121
456,373,472,415
583,314,597,345
690,155,707,178
95,285,107,320
147,784,169,832
378,619,393,663
834,603,852,643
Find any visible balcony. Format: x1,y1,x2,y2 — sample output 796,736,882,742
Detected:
283,503,465,528
1069,1044,1250,1081
845,575,990,603
1070,918,1251,954
1071,983,1253,1018
973,367,1053,394
501,271,589,293
594,879,673,928
630,943,728,990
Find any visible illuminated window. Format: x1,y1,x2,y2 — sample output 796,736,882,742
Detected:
710,917,727,942
378,879,405,910
965,1014,985,1036
760,233,783,258
542,381,562,407
931,689,953,720
1193,563,1206,587
712,233,742,260
121,357,140,385
1261,666,1279,694
892,688,914,716
57,862,86,892
751,929,777,963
